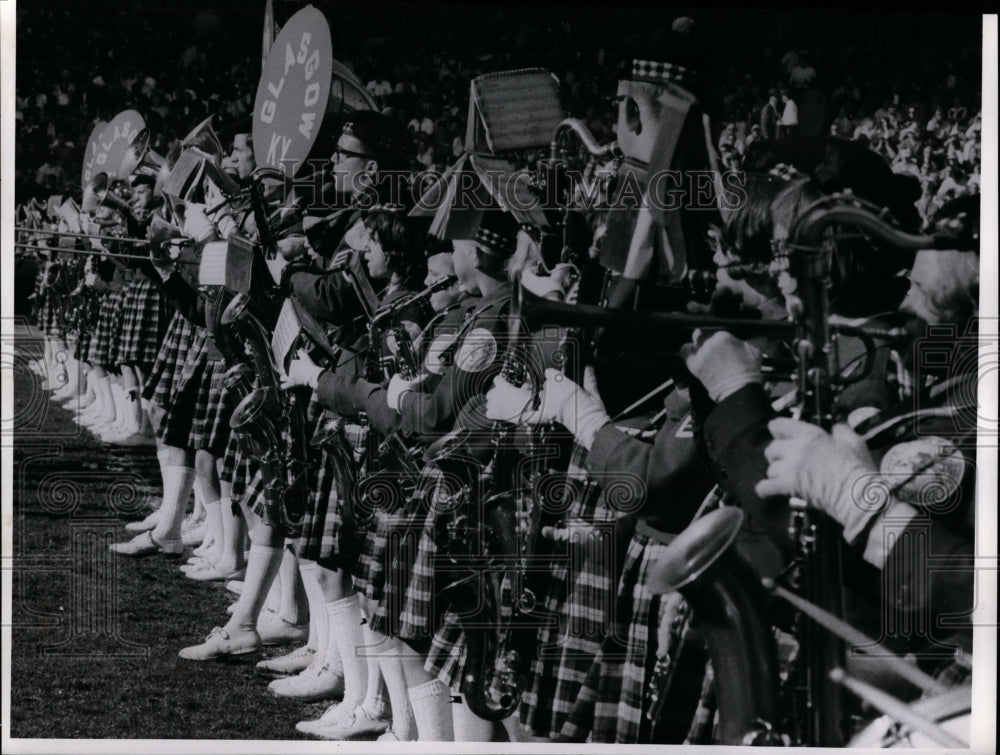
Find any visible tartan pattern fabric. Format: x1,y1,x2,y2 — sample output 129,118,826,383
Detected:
294,430,357,566
370,466,443,638
352,512,387,602
87,289,126,366
558,532,663,744
187,358,230,456
631,58,693,85
156,328,209,449
143,311,198,406
36,289,65,337
107,281,140,368
392,466,451,643
118,279,169,372
219,431,240,485
425,610,466,690
73,330,92,362
519,443,619,739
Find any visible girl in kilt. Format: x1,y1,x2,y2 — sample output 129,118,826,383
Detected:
279,206,430,739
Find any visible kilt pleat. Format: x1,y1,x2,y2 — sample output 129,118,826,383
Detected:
87,289,126,367
519,444,619,739
37,290,65,337
156,328,209,449
117,279,169,372
369,468,441,638
294,428,358,567
143,311,198,406
187,358,229,456
557,532,662,744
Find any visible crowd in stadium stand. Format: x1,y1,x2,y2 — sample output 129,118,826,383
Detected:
16,4,981,225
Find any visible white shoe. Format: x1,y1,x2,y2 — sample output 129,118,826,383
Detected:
178,625,262,661
109,530,183,558
125,510,161,534
257,614,309,646
182,523,207,547
256,645,317,676
267,663,344,701
225,580,244,595
295,702,354,736
308,705,390,740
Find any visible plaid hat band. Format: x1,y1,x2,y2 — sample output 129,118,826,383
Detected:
631,58,693,85
475,226,516,257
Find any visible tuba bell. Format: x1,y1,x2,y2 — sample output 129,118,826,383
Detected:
180,115,226,163
81,171,133,214
118,128,171,196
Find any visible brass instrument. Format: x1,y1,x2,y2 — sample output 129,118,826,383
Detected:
117,128,170,196
222,293,311,535
81,171,134,214
433,293,544,722
641,193,958,746
646,507,786,745
349,276,459,529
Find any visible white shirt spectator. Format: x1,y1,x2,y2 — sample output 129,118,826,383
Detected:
781,99,799,127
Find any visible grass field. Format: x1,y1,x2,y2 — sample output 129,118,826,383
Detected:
8,326,329,740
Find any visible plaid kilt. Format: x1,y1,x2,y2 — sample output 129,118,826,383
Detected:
391,464,457,644
143,311,198,406
519,445,620,739
425,610,467,690
87,289,126,367
37,290,65,337
354,464,426,604
294,423,359,567
369,466,443,638
118,279,169,372
220,431,241,485
156,328,209,449
187,358,230,456
73,330,92,362
558,532,663,744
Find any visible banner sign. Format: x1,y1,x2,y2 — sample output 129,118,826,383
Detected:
252,4,333,176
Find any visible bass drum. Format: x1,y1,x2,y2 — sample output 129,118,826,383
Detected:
848,686,970,748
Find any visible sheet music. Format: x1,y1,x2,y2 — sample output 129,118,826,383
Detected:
224,236,254,295
198,240,228,286
271,298,301,377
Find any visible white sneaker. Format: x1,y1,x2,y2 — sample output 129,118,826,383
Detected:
309,705,390,740
267,663,344,701
257,614,309,646
295,702,354,736
256,645,317,676
125,510,161,534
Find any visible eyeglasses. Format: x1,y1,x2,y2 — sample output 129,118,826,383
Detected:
331,148,372,164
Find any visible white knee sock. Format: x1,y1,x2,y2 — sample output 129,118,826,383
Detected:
378,640,417,740
201,497,223,558
298,561,326,657
408,679,455,741
151,466,196,544
359,623,388,719
453,697,494,742
329,594,367,710
230,543,283,632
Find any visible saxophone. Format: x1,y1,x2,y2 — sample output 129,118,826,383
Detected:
434,297,541,722
350,276,459,529
222,292,311,535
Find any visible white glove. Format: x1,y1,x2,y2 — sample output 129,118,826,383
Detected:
277,234,310,260
181,202,216,243
386,373,426,412
281,350,324,390
684,330,763,402
755,418,886,543
532,367,610,450
484,375,535,424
